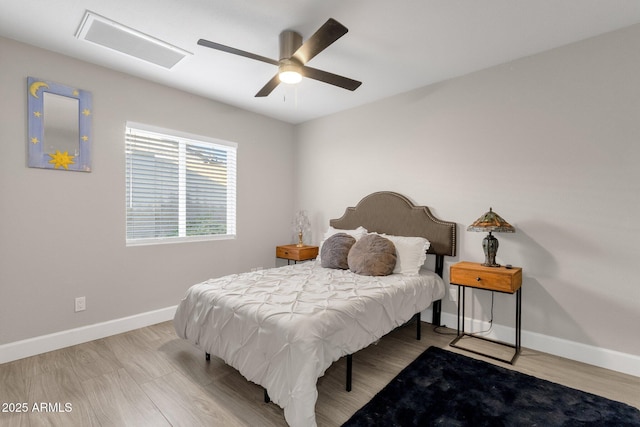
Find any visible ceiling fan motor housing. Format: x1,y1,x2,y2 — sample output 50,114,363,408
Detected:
279,31,302,62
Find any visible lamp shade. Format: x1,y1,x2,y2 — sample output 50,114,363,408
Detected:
467,208,515,233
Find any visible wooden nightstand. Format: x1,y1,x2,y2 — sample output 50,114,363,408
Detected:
276,244,319,264
449,261,523,364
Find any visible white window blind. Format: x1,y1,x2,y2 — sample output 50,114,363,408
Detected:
125,122,237,245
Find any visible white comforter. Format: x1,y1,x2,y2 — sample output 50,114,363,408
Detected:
173,261,444,427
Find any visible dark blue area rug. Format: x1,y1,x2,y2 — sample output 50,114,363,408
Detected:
343,346,640,426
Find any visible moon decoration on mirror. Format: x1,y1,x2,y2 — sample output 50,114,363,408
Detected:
27,77,92,172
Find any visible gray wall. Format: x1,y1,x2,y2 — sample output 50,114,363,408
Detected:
0,37,295,345
2,22,639,373
295,24,640,360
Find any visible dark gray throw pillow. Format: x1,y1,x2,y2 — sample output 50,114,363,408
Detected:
348,234,397,276
321,233,357,269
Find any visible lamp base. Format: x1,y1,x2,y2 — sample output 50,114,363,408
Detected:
482,233,501,267
481,262,502,267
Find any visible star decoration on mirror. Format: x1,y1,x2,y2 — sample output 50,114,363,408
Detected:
48,150,75,170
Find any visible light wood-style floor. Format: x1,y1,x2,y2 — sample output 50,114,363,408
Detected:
1,320,638,426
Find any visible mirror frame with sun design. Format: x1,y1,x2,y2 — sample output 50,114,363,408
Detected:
27,77,92,172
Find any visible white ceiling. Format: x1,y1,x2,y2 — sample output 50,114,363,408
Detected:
2,1,640,124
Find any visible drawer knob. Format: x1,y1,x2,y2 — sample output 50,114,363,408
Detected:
476,277,482,281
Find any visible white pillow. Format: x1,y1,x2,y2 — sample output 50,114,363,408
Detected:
379,234,430,276
318,226,368,262
323,226,368,241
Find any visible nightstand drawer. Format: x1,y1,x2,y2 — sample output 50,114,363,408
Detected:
276,245,318,261
450,262,522,293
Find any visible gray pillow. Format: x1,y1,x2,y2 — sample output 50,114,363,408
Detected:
321,233,356,269
348,234,397,276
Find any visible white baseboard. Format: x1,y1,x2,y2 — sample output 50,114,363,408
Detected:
3,305,638,379
422,307,640,378
0,306,177,364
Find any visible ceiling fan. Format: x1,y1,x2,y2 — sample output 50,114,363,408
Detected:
197,18,362,97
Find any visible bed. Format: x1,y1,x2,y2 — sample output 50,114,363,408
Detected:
173,191,457,427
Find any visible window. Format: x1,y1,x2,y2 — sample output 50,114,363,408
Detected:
125,122,237,245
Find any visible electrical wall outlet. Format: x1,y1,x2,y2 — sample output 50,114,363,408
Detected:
75,296,86,312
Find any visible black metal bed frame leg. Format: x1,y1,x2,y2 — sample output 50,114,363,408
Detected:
431,299,442,326
432,255,444,327
346,354,352,392
416,312,421,340
205,352,272,405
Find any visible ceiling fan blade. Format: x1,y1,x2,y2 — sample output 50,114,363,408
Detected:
255,74,281,97
292,18,348,65
300,66,362,91
197,39,279,66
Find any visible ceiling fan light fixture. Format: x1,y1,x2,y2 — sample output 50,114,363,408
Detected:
278,61,302,85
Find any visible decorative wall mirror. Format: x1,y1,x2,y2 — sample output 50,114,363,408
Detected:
27,77,92,172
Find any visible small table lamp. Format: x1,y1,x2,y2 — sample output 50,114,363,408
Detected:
467,208,515,267
293,210,311,247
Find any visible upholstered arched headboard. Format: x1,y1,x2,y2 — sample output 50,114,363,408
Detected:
330,191,457,257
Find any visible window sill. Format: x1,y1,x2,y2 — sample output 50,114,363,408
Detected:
126,234,236,247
